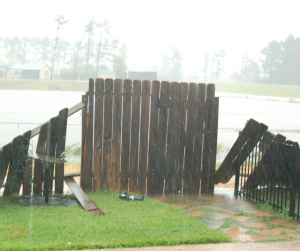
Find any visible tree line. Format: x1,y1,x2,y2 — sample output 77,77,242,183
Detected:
230,34,300,85
0,15,128,80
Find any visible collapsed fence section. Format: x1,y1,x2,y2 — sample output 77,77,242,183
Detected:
235,132,300,220
81,79,219,195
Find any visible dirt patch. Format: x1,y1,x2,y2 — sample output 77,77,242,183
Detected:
226,226,247,234
248,210,274,217
169,204,187,209
199,206,235,215
231,234,269,242
215,213,250,222
186,211,203,217
9,229,28,236
243,221,267,229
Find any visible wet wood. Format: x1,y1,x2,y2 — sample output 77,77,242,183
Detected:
210,97,219,178
230,123,268,176
201,84,215,194
4,136,23,196
82,79,94,191
193,84,206,194
45,116,59,191
34,122,48,194
55,108,68,194
111,79,122,191
120,80,132,191
102,79,113,189
65,177,105,216
166,82,180,194
93,79,104,191
29,152,67,163
155,81,170,195
129,80,141,192
80,94,87,188
147,81,160,195
179,83,188,193
22,158,32,196
184,83,197,194
215,119,259,184
260,130,275,154
0,149,9,190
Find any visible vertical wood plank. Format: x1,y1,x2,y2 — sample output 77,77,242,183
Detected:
80,94,87,188
4,136,23,196
120,79,132,191
93,78,104,191
55,108,68,194
156,81,170,194
102,78,113,189
147,81,160,195
184,83,197,194
210,97,219,184
111,79,122,191
21,131,32,196
129,80,141,192
0,147,10,189
34,122,48,194
193,84,206,193
138,80,150,194
45,116,58,192
166,82,181,194
82,79,94,191
179,82,188,193
201,84,215,194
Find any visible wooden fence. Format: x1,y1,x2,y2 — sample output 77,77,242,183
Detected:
81,79,219,195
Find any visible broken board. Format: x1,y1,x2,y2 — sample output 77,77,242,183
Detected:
64,177,105,216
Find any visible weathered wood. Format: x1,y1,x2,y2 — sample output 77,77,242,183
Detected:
45,116,59,191
29,152,67,163
243,134,286,189
260,130,275,154
147,81,160,195
129,80,141,192
93,79,104,191
166,82,181,194
55,108,68,194
184,83,197,194
120,80,132,191
65,177,105,216
111,79,122,191
34,122,48,194
230,123,268,175
80,94,87,188
102,79,113,189
201,84,215,194
179,82,188,193
0,149,9,189
153,81,170,195
4,135,23,196
82,79,94,191
215,119,259,184
193,84,206,194
22,159,32,196
210,97,219,179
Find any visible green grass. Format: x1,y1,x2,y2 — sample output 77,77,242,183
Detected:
215,82,300,99
1,79,300,98
0,190,230,250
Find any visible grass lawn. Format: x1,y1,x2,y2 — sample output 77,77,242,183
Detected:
1,79,300,99
0,190,230,250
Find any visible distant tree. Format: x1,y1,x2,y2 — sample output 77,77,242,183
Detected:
39,36,51,64
210,52,216,82
260,40,281,84
113,55,127,73
230,71,241,82
161,53,170,80
213,49,226,82
50,15,68,80
202,52,209,82
241,53,260,82
84,17,96,79
169,45,183,81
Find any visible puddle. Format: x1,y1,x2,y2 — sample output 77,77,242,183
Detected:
151,187,300,242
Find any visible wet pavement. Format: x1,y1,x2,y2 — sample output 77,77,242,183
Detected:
151,188,300,242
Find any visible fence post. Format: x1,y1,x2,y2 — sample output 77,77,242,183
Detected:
289,142,298,218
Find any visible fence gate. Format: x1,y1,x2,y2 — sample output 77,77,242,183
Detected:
81,79,219,195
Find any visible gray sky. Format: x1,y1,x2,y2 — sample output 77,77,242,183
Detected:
2,0,299,77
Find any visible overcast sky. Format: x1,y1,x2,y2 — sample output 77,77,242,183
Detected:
1,0,299,77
